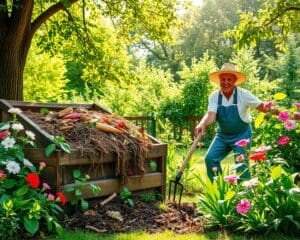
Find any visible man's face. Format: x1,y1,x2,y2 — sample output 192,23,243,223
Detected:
219,73,237,95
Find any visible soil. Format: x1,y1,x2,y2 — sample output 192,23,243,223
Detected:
65,196,206,234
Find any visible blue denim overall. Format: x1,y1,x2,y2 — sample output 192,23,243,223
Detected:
205,88,251,181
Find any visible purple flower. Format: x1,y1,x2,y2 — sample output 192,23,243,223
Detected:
236,199,251,214
263,101,274,110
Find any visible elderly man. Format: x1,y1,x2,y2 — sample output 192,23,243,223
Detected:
195,63,269,181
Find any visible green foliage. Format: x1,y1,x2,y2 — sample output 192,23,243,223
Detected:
230,47,278,99
45,136,71,158
0,110,64,239
139,192,156,203
65,170,101,212
24,44,68,102
149,161,158,172
227,0,300,50
119,187,134,207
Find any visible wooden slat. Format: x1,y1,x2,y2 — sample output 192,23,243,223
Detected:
59,172,163,201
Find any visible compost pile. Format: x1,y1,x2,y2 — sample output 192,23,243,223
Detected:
66,196,205,234
24,107,152,182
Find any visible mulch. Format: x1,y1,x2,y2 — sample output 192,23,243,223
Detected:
65,196,206,234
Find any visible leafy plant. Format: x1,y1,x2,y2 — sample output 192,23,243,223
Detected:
65,169,101,212
0,108,66,239
139,192,156,203
197,133,300,234
45,135,71,157
119,187,134,207
149,161,157,172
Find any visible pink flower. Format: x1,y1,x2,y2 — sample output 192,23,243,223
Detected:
39,161,46,170
43,182,51,190
263,101,274,110
48,193,55,201
0,131,9,140
294,102,300,109
0,170,6,180
236,199,251,214
236,154,245,162
255,145,272,153
277,136,290,146
278,111,289,122
284,120,296,130
235,139,250,147
224,174,239,184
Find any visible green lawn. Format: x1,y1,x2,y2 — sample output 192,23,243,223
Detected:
47,230,298,240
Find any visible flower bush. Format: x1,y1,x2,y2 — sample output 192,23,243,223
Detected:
253,93,300,171
0,108,66,239
197,138,300,235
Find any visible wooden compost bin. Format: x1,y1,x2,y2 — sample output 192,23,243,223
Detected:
0,99,167,202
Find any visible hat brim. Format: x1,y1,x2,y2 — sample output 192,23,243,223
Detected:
209,70,246,85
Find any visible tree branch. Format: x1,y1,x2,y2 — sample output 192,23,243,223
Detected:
262,6,300,27
31,0,79,36
140,40,166,61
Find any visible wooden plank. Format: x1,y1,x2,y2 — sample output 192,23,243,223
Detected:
146,144,168,158
59,172,163,201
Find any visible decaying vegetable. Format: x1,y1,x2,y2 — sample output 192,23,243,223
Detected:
95,122,123,134
57,107,73,117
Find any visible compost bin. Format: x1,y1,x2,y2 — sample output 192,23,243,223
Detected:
0,99,167,201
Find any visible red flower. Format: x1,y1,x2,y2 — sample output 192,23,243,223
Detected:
56,192,66,206
26,173,40,188
249,152,266,161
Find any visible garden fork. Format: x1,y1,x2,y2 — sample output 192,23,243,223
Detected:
168,133,202,205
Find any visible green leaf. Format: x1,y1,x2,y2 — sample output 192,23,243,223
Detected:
54,221,63,235
16,185,29,197
271,165,282,180
127,198,135,207
73,169,81,179
15,199,32,208
40,108,50,115
65,186,75,192
24,216,39,235
75,189,82,197
2,179,17,189
60,142,71,153
81,199,89,212
45,144,56,157
224,190,236,201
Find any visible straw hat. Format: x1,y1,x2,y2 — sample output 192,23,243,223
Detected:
209,63,246,85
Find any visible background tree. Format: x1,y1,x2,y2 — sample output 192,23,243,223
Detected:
0,0,178,100
228,0,300,50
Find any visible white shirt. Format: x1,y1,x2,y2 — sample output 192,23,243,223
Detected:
208,87,262,123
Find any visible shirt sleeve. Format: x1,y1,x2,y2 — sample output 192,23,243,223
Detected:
207,91,218,113
242,88,262,108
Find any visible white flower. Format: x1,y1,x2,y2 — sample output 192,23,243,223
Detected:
242,177,259,189
23,158,33,167
0,124,10,131
25,130,35,140
1,137,16,149
6,161,21,174
12,123,24,131
8,108,22,114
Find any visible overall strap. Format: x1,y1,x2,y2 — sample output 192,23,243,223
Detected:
218,91,223,105
233,87,238,104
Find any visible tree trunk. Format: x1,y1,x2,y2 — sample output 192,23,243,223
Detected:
0,40,27,100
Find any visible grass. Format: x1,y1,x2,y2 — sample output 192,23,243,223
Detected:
47,230,298,240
